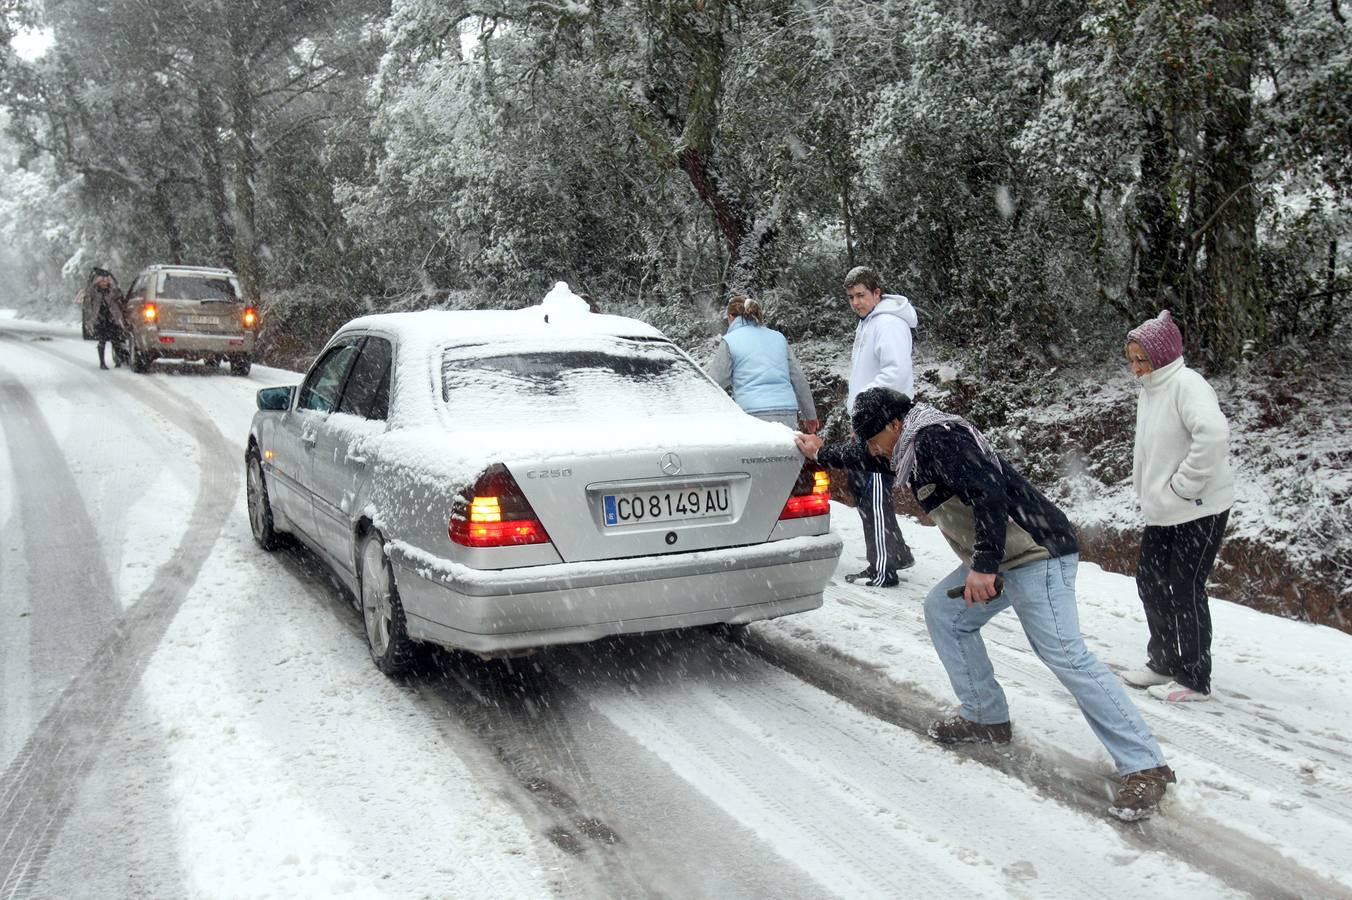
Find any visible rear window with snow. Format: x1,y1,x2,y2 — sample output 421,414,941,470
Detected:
440,337,726,421
157,274,240,302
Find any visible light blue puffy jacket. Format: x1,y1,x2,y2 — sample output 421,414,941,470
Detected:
720,317,800,413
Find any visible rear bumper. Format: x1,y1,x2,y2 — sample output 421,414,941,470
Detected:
134,330,254,355
389,531,842,653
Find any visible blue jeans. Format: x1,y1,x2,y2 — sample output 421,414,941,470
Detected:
924,554,1166,775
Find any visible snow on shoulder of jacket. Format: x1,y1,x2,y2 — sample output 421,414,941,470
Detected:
847,293,919,411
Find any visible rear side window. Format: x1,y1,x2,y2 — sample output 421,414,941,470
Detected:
338,337,393,421
157,274,240,302
299,342,361,413
440,337,726,422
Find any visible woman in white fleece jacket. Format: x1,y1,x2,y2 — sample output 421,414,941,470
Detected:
1120,310,1234,703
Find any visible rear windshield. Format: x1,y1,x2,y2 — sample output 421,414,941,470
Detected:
441,337,726,421
157,274,240,302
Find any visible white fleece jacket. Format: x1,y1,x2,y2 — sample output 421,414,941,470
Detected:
1132,357,1235,526
847,294,919,411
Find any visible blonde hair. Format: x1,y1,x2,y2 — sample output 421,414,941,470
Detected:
726,295,764,325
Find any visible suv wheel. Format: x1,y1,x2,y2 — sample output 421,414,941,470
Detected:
229,355,252,377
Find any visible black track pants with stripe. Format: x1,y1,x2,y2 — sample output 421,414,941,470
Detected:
1136,509,1230,694
847,468,912,585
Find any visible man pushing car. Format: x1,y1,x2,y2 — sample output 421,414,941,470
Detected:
794,387,1177,820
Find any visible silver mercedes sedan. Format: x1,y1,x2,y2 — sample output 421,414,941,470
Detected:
245,295,841,673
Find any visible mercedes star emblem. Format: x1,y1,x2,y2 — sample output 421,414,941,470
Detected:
660,452,682,476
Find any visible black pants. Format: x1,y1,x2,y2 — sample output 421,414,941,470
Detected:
1137,509,1229,693
847,468,912,585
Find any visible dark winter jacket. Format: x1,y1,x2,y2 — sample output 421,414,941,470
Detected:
817,425,1078,574
83,282,127,339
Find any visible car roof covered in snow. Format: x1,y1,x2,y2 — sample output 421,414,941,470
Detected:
336,283,665,346
336,308,665,345
324,283,699,434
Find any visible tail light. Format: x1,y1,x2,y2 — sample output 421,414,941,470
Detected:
142,304,157,322
779,463,831,519
449,464,550,547
243,307,257,327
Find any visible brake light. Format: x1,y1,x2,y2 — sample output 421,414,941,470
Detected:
449,464,550,547
143,304,157,322
780,464,831,519
243,307,257,327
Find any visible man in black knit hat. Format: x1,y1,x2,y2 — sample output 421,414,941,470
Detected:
796,387,1178,821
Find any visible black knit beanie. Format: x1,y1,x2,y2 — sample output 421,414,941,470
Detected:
852,388,913,440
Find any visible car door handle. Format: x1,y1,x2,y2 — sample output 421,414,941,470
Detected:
301,433,317,448
346,454,367,467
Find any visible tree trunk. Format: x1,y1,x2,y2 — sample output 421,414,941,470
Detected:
1199,0,1261,371
1133,110,1186,315
196,79,236,270
228,24,262,304
152,180,186,264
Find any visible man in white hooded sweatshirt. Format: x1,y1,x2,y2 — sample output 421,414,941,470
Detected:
840,266,920,586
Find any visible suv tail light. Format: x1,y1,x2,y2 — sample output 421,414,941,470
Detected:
243,307,257,327
779,463,831,519
142,303,157,322
449,464,551,547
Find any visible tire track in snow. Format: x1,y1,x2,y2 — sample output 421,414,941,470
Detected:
0,372,121,751
565,638,1222,900
0,336,238,898
741,611,1351,900
255,544,656,900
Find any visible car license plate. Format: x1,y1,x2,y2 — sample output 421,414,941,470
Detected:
184,314,221,326
603,486,730,527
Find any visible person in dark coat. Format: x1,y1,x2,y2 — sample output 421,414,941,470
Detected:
83,268,127,369
794,387,1177,821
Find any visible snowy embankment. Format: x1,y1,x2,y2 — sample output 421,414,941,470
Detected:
2,317,1350,898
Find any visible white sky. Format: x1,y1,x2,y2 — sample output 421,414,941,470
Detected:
10,27,53,62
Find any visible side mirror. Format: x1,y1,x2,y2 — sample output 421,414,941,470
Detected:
257,386,295,411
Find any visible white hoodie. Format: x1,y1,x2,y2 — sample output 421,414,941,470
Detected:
847,294,919,411
1132,356,1235,526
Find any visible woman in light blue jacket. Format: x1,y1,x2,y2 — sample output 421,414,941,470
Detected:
706,296,818,432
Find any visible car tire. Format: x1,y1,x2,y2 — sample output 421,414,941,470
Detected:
230,355,252,377
203,354,222,369
359,533,415,676
704,622,749,644
246,450,281,551
127,331,150,373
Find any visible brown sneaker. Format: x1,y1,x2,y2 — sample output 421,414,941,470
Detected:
1109,765,1177,821
927,715,1012,744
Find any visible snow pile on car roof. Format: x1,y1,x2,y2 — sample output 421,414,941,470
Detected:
341,282,661,344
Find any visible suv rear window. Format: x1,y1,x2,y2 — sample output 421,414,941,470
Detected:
441,337,725,421
158,274,240,302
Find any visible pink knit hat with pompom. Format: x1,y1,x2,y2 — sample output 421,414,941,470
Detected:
1127,310,1183,368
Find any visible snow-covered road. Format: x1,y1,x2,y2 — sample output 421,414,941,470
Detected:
1,320,1349,899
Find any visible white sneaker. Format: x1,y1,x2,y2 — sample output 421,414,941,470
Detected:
1120,666,1173,688
1147,681,1211,702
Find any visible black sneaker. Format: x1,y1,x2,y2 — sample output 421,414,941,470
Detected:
896,552,916,570
927,715,1012,744
845,569,900,587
